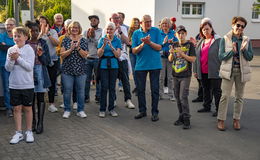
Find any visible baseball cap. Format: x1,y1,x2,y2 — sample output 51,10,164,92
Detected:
88,15,99,20
175,25,187,33
170,17,176,22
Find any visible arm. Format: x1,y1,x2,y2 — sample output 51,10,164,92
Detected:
147,41,162,51
78,48,88,58
132,42,144,54
5,50,15,72
218,38,234,61
48,31,59,46
38,41,51,65
60,47,73,59
241,40,254,61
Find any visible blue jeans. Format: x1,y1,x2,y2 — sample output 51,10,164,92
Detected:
100,69,118,112
136,69,160,115
129,53,137,87
0,66,11,109
85,58,100,100
62,73,86,112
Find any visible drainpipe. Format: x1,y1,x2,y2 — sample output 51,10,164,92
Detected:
237,0,240,16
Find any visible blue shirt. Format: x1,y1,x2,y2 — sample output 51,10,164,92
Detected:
0,32,15,66
98,36,122,69
160,29,178,52
132,27,163,71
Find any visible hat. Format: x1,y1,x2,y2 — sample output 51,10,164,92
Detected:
201,17,212,25
88,15,99,20
170,17,176,22
176,25,187,33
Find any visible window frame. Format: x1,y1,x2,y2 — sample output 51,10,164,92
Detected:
252,2,260,22
181,2,204,19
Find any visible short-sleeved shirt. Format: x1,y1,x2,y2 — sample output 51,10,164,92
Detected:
132,27,163,71
41,29,59,61
0,32,15,66
160,29,178,58
61,37,88,75
171,41,196,78
97,36,122,69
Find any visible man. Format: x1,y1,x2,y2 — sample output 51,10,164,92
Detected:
170,17,177,31
83,15,103,103
51,13,65,37
108,13,135,109
118,12,129,31
0,18,16,117
132,15,162,121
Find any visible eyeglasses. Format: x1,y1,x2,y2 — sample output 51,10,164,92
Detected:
236,24,245,29
5,24,15,26
143,20,152,24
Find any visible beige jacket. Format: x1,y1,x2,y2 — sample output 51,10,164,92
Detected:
219,31,251,82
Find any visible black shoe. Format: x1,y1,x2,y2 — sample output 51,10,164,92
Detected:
197,108,211,113
151,114,159,122
183,117,191,129
134,112,147,119
95,96,100,104
212,111,218,117
6,109,13,117
192,97,203,103
174,115,184,126
132,88,137,94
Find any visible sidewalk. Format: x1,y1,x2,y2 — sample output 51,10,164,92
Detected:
0,55,260,160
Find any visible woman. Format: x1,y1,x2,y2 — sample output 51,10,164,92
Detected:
168,25,196,129
128,18,140,95
25,20,51,134
194,18,222,117
217,16,253,131
37,16,60,113
159,17,178,100
97,22,121,118
60,21,88,118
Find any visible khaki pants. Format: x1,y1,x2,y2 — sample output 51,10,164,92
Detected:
217,68,246,120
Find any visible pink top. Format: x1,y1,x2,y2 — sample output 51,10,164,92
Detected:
200,38,213,74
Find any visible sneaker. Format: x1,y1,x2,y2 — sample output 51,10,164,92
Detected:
109,110,118,117
163,87,168,94
48,104,58,112
25,131,34,143
73,103,78,110
60,104,64,108
10,131,24,144
6,109,14,117
170,96,176,101
76,111,87,118
159,94,168,100
99,111,105,118
119,86,123,92
62,111,71,118
125,99,135,109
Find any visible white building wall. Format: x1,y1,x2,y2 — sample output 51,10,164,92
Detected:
155,0,260,39
71,0,155,31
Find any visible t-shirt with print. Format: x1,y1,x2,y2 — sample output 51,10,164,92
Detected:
61,37,88,75
171,41,195,78
97,36,122,69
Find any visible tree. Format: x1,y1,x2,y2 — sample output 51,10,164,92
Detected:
7,0,14,18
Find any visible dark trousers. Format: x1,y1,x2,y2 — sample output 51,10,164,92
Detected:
173,77,191,118
47,60,59,103
100,69,118,112
136,69,160,115
197,78,203,99
201,74,222,111
118,60,131,101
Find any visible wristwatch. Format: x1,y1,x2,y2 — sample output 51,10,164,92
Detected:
119,31,123,35
47,33,51,37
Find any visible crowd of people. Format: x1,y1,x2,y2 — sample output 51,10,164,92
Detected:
0,12,254,144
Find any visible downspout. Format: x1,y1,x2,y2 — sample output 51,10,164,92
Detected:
237,0,241,16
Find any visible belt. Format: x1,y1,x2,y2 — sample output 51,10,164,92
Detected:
87,57,98,60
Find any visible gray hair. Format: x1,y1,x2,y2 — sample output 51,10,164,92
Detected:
160,17,172,29
64,19,72,27
54,13,63,20
106,22,116,30
5,18,16,25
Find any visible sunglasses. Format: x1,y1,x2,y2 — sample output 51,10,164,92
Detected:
236,24,245,29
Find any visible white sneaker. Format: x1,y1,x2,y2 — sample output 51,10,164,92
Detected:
25,131,34,143
119,86,123,92
10,131,24,144
73,103,78,110
99,111,105,118
76,111,87,118
62,111,71,118
48,104,58,112
170,96,176,101
163,87,169,94
109,110,118,117
60,104,64,108
125,99,135,109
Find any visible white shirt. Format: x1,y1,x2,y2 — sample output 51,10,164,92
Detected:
5,44,35,89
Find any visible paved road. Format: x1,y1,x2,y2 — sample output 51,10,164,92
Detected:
0,55,260,160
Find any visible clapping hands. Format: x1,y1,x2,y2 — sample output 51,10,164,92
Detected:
141,34,151,44
9,51,19,61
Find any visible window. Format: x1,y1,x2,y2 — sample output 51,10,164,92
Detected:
252,2,260,22
182,2,204,18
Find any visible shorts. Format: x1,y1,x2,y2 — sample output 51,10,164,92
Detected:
10,88,34,106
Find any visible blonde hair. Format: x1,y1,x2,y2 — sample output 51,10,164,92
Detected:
5,18,16,25
12,27,29,37
160,17,172,29
67,21,82,35
128,18,140,40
